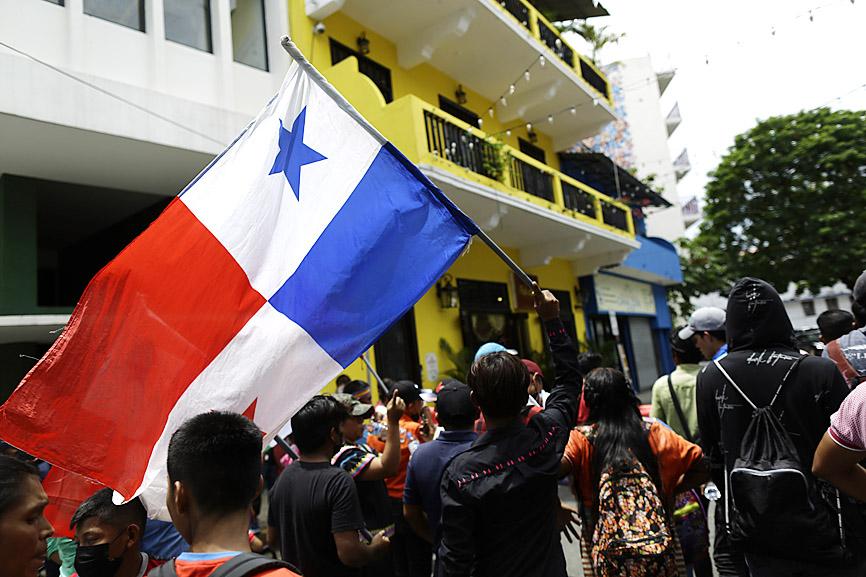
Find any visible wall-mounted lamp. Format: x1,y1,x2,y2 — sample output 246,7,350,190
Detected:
357,31,371,55
436,274,460,309
455,84,468,105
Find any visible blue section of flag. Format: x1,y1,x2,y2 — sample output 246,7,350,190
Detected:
268,143,477,368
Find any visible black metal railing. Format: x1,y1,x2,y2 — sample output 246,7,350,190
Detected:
562,181,596,219
509,155,554,202
580,59,609,101
538,21,574,67
500,0,530,28
601,203,630,232
424,110,499,180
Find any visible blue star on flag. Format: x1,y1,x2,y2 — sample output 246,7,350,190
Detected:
269,107,327,200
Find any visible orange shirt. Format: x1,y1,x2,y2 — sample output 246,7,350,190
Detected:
173,554,300,577
563,420,703,509
367,414,425,499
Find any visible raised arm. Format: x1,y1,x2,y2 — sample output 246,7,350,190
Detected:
532,284,582,431
358,392,405,481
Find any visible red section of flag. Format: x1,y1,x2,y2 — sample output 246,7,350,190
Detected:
42,467,104,539
242,399,258,423
0,199,265,498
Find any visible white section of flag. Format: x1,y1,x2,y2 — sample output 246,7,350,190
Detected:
181,60,382,298
126,302,342,519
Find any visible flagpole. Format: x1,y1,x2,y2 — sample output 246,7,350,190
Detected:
280,37,537,291
361,353,390,399
474,229,535,289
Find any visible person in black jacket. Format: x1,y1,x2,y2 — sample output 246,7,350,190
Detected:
438,285,581,577
696,277,864,576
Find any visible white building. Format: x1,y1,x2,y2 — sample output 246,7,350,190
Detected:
0,0,289,396
780,283,854,332
600,55,689,242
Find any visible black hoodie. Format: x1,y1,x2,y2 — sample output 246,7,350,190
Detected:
696,278,849,522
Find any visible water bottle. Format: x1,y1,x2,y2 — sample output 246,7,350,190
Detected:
703,481,721,501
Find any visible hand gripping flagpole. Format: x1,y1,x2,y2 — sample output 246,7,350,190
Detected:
280,36,537,291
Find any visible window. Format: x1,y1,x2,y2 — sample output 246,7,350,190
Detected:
164,0,212,52
330,39,393,103
84,0,144,31
232,0,268,71
802,300,816,317
438,96,479,127
519,138,546,164
826,297,839,311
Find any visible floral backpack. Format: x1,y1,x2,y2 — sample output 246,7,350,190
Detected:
578,425,680,577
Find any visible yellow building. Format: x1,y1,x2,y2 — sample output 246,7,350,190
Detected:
292,0,639,398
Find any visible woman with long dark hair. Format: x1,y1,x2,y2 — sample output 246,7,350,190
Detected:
559,368,708,577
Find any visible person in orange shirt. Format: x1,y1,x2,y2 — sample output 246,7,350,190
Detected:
152,412,300,577
367,381,432,577
559,368,708,577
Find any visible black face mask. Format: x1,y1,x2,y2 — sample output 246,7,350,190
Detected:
74,533,125,577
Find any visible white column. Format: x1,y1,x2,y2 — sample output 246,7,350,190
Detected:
211,0,235,109
146,0,167,91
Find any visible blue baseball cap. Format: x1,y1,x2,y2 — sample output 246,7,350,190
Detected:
474,342,507,361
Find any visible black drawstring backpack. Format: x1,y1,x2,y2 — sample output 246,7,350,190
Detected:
714,356,847,564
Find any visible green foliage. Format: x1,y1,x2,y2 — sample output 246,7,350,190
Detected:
482,136,508,183
678,108,866,300
554,20,624,64
438,337,474,382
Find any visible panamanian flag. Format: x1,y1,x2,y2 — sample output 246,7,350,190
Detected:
0,37,478,517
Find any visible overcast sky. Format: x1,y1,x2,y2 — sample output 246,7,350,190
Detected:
564,0,866,206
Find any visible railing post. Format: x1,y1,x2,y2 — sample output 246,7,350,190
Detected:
594,196,604,227
625,207,635,236
552,173,565,210
527,2,540,40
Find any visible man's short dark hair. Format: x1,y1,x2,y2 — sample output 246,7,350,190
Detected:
468,352,529,420
577,352,604,375
818,309,855,343
670,330,703,365
290,396,348,454
167,412,263,516
70,488,147,532
704,329,726,342
335,374,351,387
0,455,38,518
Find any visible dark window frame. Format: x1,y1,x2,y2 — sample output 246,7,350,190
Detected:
164,0,213,53
83,0,145,32
438,95,479,127
231,0,269,71
329,38,393,103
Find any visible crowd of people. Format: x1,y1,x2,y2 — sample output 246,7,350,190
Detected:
3,276,866,577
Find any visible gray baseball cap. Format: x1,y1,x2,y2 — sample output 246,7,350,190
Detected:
678,307,726,340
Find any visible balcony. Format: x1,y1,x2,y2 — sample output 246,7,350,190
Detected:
332,0,616,145
419,107,631,236
356,91,636,270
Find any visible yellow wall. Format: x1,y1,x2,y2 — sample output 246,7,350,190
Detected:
291,4,589,392
289,3,562,171
414,242,586,388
